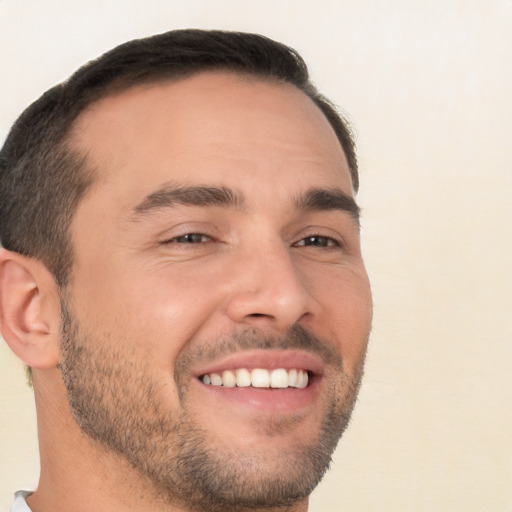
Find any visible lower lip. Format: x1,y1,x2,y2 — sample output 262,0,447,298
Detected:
193,375,321,414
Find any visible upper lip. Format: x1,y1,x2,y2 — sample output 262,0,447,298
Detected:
192,349,325,378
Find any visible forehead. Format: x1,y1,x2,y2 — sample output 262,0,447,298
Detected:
70,72,353,205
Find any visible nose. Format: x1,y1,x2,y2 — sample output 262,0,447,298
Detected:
224,242,317,333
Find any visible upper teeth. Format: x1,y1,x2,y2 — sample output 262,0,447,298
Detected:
201,368,309,389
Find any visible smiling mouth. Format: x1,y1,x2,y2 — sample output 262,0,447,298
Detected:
199,368,310,389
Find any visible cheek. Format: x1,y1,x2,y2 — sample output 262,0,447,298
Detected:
307,264,372,364
71,259,232,369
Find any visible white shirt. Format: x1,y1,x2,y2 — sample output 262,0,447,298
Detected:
9,491,32,512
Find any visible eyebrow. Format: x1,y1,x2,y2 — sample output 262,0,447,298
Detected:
131,183,360,223
294,188,360,223
131,183,245,217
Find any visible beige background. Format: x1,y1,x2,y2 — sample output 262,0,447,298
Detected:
1,0,511,510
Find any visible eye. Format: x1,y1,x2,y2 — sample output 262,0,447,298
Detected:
165,233,212,244
294,235,340,248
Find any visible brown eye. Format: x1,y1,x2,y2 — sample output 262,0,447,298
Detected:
169,233,211,244
295,236,338,248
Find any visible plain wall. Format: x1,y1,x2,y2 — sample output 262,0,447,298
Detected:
1,1,511,510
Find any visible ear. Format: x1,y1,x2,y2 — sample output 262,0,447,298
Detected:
0,248,61,369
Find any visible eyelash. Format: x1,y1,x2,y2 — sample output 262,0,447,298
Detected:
164,232,342,249
293,235,341,248
164,233,212,244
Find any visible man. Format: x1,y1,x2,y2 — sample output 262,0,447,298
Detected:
0,29,372,512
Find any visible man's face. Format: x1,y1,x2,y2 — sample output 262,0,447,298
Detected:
61,72,372,510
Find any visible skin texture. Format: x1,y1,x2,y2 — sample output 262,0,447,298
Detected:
1,72,372,512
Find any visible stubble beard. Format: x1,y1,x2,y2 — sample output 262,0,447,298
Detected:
58,298,366,511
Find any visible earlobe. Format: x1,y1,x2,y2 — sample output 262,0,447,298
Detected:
0,249,61,369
